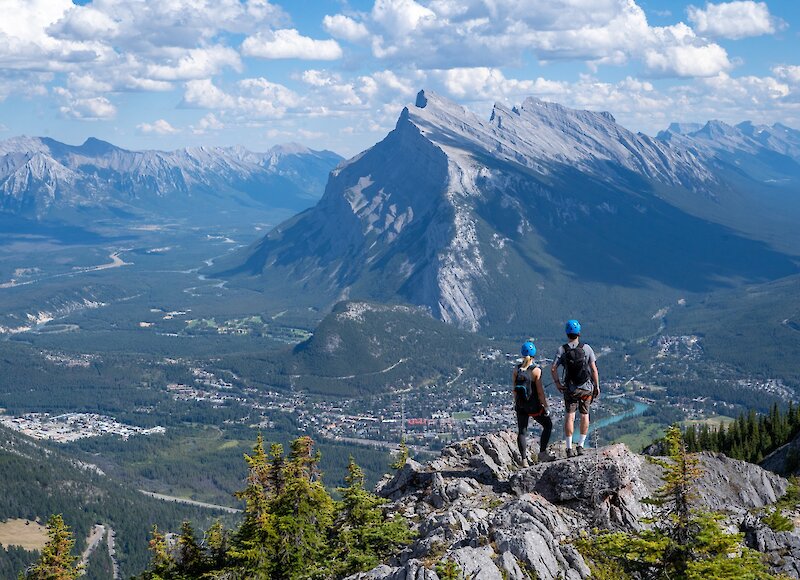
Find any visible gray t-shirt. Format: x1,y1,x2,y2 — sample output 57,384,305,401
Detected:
554,341,596,386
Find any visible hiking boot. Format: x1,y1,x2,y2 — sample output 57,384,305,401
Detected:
566,448,576,458
537,450,556,463
520,458,530,468
576,445,585,456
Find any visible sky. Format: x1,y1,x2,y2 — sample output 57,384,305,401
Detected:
0,0,798,157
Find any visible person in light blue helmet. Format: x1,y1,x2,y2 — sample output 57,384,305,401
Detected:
551,320,600,457
513,340,554,467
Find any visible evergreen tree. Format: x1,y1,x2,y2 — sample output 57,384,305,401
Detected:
175,521,204,578
269,436,335,579
227,435,282,576
329,457,413,576
20,514,82,580
580,425,779,579
203,521,228,570
390,437,410,470
140,525,177,580
140,435,412,580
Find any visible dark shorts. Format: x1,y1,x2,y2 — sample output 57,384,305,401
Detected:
564,392,592,415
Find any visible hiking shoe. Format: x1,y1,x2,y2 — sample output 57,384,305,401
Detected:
566,448,576,458
576,445,585,456
538,450,556,463
520,458,530,468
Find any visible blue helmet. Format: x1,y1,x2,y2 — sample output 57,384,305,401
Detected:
520,341,536,357
565,319,581,335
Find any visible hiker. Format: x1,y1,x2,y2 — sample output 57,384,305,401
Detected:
513,341,555,467
551,320,600,457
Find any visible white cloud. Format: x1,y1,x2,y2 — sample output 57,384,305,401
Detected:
372,0,436,36
322,0,732,78
267,127,325,140
644,39,731,77
322,14,370,42
182,77,299,118
773,65,800,85
54,88,116,120
0,0,285,110
144,46,241,81
242,29,342,60
183,79,237,109
687,1,778,39
191,113,225,134
137,119,179,135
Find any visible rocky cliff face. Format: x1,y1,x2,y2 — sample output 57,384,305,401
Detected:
219,90,800,331
347,431,794,580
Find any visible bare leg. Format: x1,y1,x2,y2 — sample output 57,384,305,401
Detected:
580,413,589,436
564,411,576,447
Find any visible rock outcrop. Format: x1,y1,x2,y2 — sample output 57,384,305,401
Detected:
348,431,800,580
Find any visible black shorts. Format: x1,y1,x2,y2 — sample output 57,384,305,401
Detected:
564,392,592,415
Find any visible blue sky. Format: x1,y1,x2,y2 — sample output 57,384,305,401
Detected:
0,0,798,156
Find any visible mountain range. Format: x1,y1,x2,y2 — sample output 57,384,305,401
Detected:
0,136,342,223
214,90,800,333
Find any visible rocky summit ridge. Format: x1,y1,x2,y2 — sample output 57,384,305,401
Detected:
0,135,342,219
347,431,799,579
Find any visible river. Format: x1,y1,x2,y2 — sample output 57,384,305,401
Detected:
589,397,651,433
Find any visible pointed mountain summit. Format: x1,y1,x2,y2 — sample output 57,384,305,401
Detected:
215,90,799,332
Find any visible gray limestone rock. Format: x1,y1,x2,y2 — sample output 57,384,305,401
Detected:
510,444,652,529
358,432,799,580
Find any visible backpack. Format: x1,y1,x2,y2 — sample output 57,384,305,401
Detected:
562,343,592,392
514,364,541,413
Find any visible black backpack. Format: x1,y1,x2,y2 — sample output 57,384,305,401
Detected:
514,364,541,413
562,343,591,388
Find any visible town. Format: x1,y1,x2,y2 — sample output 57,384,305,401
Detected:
0,412,165,443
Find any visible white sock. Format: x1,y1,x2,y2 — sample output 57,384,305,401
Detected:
578,433,587,447
565,436,573,449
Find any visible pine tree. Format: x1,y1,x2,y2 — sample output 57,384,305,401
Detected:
203,521,227,570
21,514,82,580
176,521,204,577
329,457,413,576
390,436,410,470
140,525,176,580
580,425,779,579
227,435,282,576
270,436,335,579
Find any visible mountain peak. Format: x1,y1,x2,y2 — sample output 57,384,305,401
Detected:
77,137,121,155
267,142,312,156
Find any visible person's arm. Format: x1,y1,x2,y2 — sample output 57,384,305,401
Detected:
551,355,564,392
534,368,548,414
512,368,519,406
590,360,600,399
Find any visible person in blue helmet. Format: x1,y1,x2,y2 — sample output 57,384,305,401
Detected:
513,341,555,467
551,320,600,457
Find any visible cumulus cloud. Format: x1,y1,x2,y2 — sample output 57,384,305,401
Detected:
242,29,342,60
182,78,299,118
191,113,225,134
144,46,242,81
137,119,179,134
773,65,800,85
54,88,116,120
323,0,732,78
687,1,778,39
0,0,285,112
322,14,370,42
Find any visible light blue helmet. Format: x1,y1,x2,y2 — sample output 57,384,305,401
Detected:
565,319,581,335
520,341,536,357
